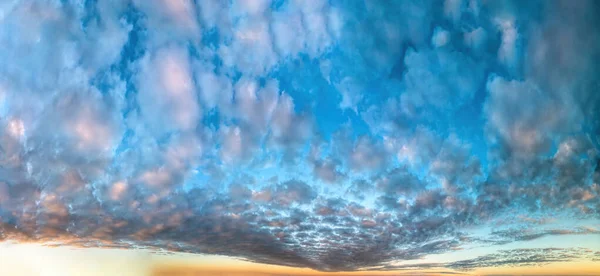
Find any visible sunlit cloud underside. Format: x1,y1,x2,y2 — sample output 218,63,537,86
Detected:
0,0,599,275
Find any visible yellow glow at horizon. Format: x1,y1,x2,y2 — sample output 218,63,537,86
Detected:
0,242,458,276
0,242,151,276
1,241,599,276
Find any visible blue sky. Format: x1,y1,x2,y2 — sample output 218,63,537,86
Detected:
0,0,599,273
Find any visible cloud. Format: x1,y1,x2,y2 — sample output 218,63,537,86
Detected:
0,0,599,273
271,180,317,206
312,158,346,184
484,76,579,159
136,45,201,133
447,248,599,270
377,247,600,272
133,0,200,47
486,227,600,245
376,167,424,210
400,48,484,116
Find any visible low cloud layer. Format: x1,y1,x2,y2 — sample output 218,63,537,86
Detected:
447,248,600,270
1,0,599,272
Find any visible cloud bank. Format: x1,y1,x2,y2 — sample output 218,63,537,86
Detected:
0,0,599,272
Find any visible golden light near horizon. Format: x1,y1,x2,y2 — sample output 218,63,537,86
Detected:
1,233,599,276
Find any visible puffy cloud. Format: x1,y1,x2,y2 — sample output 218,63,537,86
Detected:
431,27,451,48
133,0,201,47
136,46,200,133
495,17,522,75
484,76,578,159
271,0,335,58
430,135,482,193
377,167,423,198
272,180,317,206
400,48,484,116
220,18,277,76
194,63,234,110
220,126,247,163
312,159,345,184
329,128,390,173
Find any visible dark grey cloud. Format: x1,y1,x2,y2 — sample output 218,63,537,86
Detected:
312,158,346,184
272,180,317,206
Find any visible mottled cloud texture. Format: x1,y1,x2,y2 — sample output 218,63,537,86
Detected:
0,0,600,272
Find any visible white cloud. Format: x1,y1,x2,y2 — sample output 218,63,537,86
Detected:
400,48,483,115
271,11,306,57
337,77,363,112
219,18,277,75
68,103,120,154
133,0,201,47
232,0,271,17
194,63,233,111
431,27,450,48
79,1,131,73
136,46,201,133
6,118,24,139
220,125,247,164
444,0,464,24
464,27,487,54
109,181,128,201
196,0,227,29
234,78,279,130
295,0,332,57
270,92,300,140
199,0,335,76
349,136,386,171
485,76,581,159
495,17,520,73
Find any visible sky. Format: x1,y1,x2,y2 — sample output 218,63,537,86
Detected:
0,0,599,275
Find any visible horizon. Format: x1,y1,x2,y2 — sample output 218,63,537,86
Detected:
2,242,600,276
